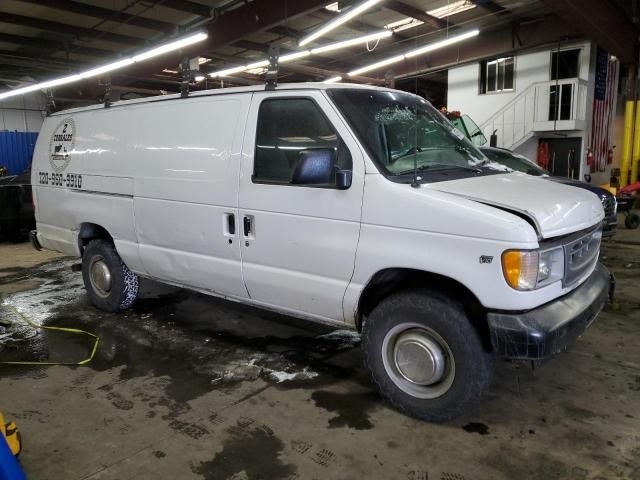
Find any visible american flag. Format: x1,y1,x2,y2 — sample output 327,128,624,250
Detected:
590,47,619,172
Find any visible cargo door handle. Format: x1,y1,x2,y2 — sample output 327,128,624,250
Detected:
227,214,235,235
243,216,252,237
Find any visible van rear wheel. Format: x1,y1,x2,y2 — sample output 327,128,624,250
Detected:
362,289,492,422
82,239,138,312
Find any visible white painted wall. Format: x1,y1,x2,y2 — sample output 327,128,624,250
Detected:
0,92,47,132
447,41,605,183
447,41,592,126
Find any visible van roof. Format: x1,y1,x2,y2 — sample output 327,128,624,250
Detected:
51,82,397,116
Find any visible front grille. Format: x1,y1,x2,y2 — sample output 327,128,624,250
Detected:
601,196,616,218
563,226,602,287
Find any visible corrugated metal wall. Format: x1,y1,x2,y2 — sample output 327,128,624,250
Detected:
0,131,39,175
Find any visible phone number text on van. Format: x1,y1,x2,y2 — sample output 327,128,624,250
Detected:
38,172,83,189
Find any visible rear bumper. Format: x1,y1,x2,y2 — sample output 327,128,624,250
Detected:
29,230,42,251
487,263,614,360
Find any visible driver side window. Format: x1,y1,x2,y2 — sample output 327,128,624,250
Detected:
253,98,351,186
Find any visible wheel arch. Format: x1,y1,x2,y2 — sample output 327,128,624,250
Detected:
77,222,113,253
355,268,489,345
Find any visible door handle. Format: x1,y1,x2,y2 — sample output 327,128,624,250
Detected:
243,216,252,237
227,213,235,235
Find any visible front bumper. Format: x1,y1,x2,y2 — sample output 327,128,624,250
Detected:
602,216,618,237
487,263,614,360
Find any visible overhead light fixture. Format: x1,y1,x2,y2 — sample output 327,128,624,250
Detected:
427,0,477,19
311,30,392,54
209,30,393,78
132,32,208,62
80,58,135,79
323,76,342,83
299,0,383,46
348,29,479,76
325,2,340,12
195,75,205,82
0,31,208,102
280,51,312,63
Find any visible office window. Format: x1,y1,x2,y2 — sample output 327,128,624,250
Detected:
479,56,515,94
551,49,580,80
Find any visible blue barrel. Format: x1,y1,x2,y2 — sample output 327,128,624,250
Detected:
0,435,26,480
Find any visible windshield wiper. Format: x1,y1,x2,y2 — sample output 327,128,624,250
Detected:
395,163,482,176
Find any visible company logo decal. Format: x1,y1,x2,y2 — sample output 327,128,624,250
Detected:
49,118,75,173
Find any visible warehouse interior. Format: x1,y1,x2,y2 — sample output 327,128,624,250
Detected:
1,1,640,479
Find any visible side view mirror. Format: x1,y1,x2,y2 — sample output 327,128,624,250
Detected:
291,148,352,189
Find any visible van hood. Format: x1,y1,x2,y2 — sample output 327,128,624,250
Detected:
428,172,604,239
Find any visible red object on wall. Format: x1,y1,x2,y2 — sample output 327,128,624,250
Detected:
607,148,614,165
586,148,594,173
537,141,550,170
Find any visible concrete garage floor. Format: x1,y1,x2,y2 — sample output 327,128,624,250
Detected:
1,224,640,480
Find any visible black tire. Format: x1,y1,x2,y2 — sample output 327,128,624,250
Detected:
82,239,138,312
362,289,492,423
625,213,640,230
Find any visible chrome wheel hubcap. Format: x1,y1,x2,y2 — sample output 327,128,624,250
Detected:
89,255,112,298
382,323,455,399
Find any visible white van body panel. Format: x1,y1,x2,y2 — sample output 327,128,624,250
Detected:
430,172,604,238
31,83,605,329
128,94,250,298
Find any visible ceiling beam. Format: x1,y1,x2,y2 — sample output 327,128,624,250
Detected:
470,0,506,14
384,1,446,29
0,12,143,46
159,0,212,18
538,0,638,65
0,32,112,58
51,0,331,97
17,0,177,34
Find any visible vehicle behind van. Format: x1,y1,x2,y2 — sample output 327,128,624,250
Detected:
31,83,612,422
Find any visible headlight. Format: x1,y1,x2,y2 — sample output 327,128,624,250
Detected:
502,247,564,290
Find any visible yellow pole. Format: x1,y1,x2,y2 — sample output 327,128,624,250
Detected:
632,100,640,184
621,100,635,186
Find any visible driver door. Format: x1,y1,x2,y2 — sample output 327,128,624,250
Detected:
238,91,365,322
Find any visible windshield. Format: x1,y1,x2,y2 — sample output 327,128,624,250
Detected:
328,89,489,179
480,148,549,176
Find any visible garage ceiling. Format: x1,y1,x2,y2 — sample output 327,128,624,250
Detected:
0,0,636,105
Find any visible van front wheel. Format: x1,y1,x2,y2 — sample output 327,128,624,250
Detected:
362,289,492,422
82,239,138,312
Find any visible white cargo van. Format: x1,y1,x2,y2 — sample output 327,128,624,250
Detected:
31,83,613,422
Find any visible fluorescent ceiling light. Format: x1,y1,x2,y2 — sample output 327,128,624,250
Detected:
325,2,340,12
385,18,423,33
348,29,479,76
311,30,392,54
427,0,477,19
299,0,383,46
81,58,135,79
132,32,208,62
195,75,205,82
324,76,342,83
404,29,480,58
210,65,247,78
349,55,406,76
280,51,312,63
0,31,208,102
209,30,394,78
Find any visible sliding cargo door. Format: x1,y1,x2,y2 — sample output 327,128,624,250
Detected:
132,95,250,298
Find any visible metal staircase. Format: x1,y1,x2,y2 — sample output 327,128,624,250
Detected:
480,78,588,150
